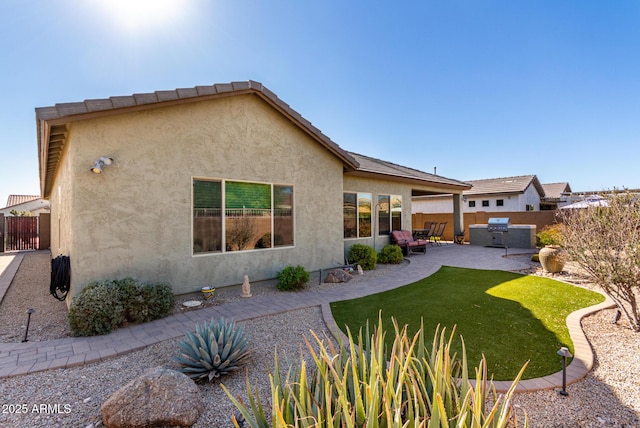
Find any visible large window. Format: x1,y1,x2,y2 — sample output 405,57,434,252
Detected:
193,179,294,254
358,193,372,238
344,192,372,238
378,194,402,235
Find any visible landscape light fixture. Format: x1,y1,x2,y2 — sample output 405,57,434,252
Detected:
90,156,113,174
22,308,35,342
557,346,573,396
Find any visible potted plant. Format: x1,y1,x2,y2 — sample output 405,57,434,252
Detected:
536,224,567,273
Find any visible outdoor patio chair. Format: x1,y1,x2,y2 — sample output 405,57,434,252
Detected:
430,222,447,246
426,222,439,243
391,230,427,255
414,222,436,240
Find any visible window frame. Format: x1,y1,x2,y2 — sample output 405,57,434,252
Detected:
482,200,490,207
192,177,295,255
343,191,373,239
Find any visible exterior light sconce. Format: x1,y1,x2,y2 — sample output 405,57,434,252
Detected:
557,346,573,396
90,156,113,174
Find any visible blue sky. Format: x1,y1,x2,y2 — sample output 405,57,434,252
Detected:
1,0,639,206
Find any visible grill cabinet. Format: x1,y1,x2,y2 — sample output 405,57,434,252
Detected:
487,218,510,247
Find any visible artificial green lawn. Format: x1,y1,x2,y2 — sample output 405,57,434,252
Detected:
330,266,605,380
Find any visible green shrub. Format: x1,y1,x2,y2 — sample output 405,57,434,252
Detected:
276,265,310,291
68,281,125,336
536,223,565,247
175,317,251,382
377,244,404,264
223,315,527,427
68,278,174,336
140,282,173,322
347,243,377,270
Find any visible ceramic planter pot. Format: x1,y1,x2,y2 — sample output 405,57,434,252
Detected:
539,245,567,273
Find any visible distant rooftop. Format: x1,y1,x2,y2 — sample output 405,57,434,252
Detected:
5,195,40,208
541,182,572,200
463,175,544,197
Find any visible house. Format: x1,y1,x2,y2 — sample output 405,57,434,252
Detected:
0,195,50,216
540,182,572,210
412,175,546,214
36,80,471,301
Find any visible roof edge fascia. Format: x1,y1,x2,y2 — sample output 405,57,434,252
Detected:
346,169,472,192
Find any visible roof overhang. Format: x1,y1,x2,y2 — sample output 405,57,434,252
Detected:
36,81,359,199
347,169,472,193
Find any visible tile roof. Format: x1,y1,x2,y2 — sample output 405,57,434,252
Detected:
463,175,545,197
541,182,572,199
347,152,471,190
5,195,40,208
36,80,470,197
36,81,359,198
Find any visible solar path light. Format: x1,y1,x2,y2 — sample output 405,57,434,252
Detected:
22,308,35,342
557,346,573,396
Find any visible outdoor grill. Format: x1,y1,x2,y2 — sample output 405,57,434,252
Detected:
487,217,510,247
487,217,511,232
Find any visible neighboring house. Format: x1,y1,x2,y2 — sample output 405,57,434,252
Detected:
36,80,470,301
412,175,545,214
0,195,50,216
540,182,572,210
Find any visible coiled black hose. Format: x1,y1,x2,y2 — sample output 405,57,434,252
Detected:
50,255,70,301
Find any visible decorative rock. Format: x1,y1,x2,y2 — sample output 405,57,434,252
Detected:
324,270,353,283
241,275,252,297
101,366,202,428
357,265,364,275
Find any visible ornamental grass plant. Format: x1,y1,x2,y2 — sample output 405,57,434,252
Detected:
223,315,528,427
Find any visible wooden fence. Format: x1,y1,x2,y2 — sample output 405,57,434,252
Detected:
0,213,50,252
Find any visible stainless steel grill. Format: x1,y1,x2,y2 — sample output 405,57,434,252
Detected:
487,217,510,232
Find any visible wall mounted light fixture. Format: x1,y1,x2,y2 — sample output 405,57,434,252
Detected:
90,156,113,174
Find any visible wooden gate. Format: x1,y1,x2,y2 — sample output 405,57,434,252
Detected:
4,216,39,251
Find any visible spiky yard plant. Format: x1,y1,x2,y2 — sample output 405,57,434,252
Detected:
223,314,528,427
174,317,251,382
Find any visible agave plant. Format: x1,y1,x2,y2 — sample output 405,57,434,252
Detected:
174,317,251,382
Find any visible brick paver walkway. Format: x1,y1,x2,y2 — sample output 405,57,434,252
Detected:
0,245,613,393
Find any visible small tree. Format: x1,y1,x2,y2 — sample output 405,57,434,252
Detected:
559,191,640,331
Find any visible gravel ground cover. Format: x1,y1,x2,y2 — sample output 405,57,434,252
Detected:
1,250,639,427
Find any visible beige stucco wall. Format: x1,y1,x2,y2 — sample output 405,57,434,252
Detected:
342,175,418,253
54,94,346,300
50,137,75,259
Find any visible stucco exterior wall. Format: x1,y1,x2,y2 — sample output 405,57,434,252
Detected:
412,196,452,214
520,184,541,210
343,175,424,253
50,139,75,258
55,94,345,299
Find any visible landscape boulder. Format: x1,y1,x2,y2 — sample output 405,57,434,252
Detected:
324,269,352,283
101,366,202,428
